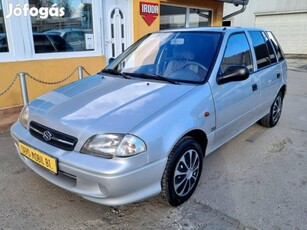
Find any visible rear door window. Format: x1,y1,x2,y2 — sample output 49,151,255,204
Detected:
266,31,285,62
248,31,277,69
262,32,277,64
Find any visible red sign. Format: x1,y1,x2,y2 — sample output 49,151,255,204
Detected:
140,2,159,26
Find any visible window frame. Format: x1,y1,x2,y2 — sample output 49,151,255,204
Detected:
160,3,213,30
0,0,104,62
0,0,21,60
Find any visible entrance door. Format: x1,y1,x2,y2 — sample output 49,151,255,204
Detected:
103,0,132,62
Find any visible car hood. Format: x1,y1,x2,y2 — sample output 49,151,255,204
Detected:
29,75,196,138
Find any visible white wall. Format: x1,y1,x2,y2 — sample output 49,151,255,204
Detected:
224,0,307,27
224,0,307,54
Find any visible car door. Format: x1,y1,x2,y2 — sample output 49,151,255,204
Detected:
248,31,281,113
209,32,261,151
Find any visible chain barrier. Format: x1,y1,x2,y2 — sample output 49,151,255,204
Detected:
0,66,90,98
82,67,92,76
0,74,19,97
25,67,78,85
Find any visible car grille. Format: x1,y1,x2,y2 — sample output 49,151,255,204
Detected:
29,121,78,151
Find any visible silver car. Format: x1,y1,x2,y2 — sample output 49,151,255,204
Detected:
11,27,287,206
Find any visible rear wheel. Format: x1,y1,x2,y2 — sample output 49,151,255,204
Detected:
258,92,283,127
162,136,203,206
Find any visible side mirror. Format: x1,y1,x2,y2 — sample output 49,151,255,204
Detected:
108,57,115,65
217,65,250,84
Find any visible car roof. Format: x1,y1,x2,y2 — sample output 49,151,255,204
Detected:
158,27,268,34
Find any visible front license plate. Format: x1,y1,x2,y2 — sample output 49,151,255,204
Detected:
18,141,58,174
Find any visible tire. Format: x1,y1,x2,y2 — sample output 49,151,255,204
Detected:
258,92,283,128
161,136,203,206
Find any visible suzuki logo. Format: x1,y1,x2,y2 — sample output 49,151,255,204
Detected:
42,131,53,142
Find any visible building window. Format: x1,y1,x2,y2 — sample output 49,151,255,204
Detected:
222,21,232,27
160,5,186,30
189,8,211,28
0,0,8,52
30,0,94,53
160,5,212,30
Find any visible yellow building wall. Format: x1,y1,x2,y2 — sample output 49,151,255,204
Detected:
0,56,105,108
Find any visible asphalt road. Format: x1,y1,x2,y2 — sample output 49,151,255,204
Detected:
0,70,306,230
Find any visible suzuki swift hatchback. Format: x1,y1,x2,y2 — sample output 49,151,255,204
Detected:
11,27,287,206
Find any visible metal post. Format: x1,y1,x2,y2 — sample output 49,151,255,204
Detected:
19,72,29,105
78,66,83,80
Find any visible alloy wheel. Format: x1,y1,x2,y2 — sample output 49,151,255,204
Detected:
272,95,282,123
173,149,200,197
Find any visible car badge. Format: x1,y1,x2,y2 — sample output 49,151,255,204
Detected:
43,131,53,142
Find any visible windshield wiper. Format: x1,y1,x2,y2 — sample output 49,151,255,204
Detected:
99,69,130,79
123,72,180,85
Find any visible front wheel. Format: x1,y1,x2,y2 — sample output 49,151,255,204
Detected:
162,136,203,206
258,92,283,127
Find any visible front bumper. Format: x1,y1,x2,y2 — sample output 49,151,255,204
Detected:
11,122,167,206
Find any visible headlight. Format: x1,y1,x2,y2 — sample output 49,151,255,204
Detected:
19,105,29,129
80,134,147,158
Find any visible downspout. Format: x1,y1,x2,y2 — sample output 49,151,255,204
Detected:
223,5,247,21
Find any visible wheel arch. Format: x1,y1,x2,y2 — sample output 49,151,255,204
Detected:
280,84,287,99
182,129,208,157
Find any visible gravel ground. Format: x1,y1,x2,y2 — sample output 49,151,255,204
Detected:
0,67,306,230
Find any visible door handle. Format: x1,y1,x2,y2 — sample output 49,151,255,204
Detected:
277,73,281,79
252,83,258,91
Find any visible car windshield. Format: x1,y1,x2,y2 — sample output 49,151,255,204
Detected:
106,31,222,84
